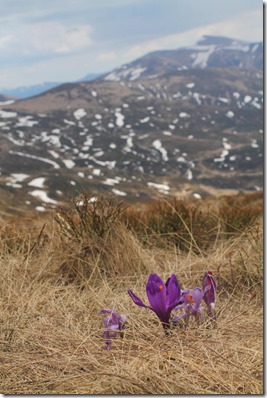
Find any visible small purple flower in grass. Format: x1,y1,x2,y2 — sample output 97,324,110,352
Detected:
128,273,181,333
203,271,217,319
100,309,126,350
172,287,204,328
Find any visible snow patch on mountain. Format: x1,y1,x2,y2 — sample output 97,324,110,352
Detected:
115,111,125,127
147,182,170,194
29,190,57,204
104,66,147,81
6,173,29,188
152,139,168,161
28,177,46,188
62,159,76,169
74,108,87,120
226,111,235,118
191,45,216,68
0,110,17,118
112,188,127,196
9,150,61,169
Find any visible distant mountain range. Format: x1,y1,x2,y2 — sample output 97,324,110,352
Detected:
0,73,101,99
0,93,16,102
0,35,263,216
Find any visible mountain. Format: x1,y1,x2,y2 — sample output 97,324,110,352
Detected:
102,35,262,81
0,94,10,101
0,93,16,103
0,36,263,216
79,72,103,82
0,73,101,99
0,82,65,99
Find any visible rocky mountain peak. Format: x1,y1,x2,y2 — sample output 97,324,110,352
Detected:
196,35,245,46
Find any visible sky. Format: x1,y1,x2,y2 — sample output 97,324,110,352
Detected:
0,0,263,88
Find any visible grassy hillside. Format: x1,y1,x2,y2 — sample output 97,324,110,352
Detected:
0,192,263,394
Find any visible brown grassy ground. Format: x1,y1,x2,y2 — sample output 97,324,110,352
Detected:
0,193,263,394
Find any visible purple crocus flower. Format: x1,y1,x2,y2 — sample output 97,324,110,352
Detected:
128,273,181,333
100,308,127,349
172,287,204,328
202,271,217,319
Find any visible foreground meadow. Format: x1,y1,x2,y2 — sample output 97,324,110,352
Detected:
0,192,263,394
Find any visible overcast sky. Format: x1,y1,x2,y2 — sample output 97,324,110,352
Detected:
0,0,263,88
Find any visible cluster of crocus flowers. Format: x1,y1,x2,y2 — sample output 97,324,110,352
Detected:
172,287,204,327
172,270,217,327
100,309,126,349
101,271,217,348
128,273,181,333
128,271,217,332
172,270,217,326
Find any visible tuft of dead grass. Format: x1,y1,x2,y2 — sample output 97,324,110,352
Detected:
0,193,263,394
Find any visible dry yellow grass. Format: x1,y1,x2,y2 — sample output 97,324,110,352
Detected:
0,195,263,394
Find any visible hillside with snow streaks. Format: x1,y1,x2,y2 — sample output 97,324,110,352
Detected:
101,35,262,82
0,36,263,213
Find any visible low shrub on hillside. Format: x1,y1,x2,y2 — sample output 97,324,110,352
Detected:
0,222,47,257
51,192,263,284
218,203,262,236
53,194,150,283
54,193,127,242
145,199,218,252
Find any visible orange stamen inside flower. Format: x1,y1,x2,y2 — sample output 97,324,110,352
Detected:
187,293,194,303
159,285,164,291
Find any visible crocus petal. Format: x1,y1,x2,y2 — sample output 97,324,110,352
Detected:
103,330,112,350
146,279,169,324
104,330,110,339
111,312,119,324
203,284,213,304
192,306,204,322
174,303,185,312
100,308,115,315
203,272,216,305
166,273,181,311
147,274,167,294
119,313,127,329
128,289,151,309
109,324,120,331
104,315,113,328
192,287,203,307
199,306,205,320
208,302,217,320
182,289,190,302
208,271,217,290
172,313,189,322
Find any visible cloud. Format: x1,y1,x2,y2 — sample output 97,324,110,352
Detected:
0,48,107,87
2,22,93,57
27,22,93,54
96,51,117,62
0,34,13,49
125,8,262,59
0,2,262,88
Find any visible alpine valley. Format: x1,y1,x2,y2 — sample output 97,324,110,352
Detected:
0,35,263,216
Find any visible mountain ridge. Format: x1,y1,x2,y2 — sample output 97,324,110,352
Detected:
0,36,263,215
0,73,102,100
102,35,262,82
